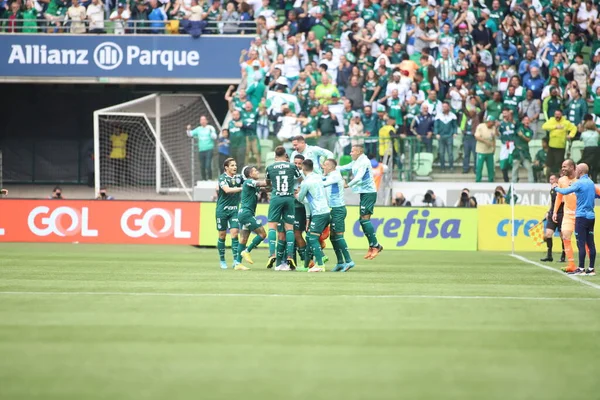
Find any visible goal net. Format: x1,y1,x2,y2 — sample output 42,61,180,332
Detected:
93,94,220,200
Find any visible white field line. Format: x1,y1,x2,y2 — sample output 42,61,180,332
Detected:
511,254,600,291
0,291,599,301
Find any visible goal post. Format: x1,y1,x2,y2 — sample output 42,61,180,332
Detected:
93,93,220,200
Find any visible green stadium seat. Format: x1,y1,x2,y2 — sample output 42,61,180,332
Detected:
570,140,584,162
432,139,439,161
265,151,276,167
412,152,434,177
259,139,274,162
529,139,542,161
339,155,352,166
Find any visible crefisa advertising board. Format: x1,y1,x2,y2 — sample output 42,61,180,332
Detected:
0,34,251,79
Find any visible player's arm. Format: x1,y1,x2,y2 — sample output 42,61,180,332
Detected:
220,180,242,194
322,173,341,187
553,191,563,217
296,181,309,203
555,182,579,196
315,146,334,160
347,164,367,187
337,160,354,172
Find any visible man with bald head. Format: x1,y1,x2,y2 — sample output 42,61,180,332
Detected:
553,159,578,272
555,163,599,275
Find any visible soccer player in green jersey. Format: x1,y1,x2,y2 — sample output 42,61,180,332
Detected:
323,158,354,272
216,158,244,269
236,165,268,270
296,159,329,272
338,145,383,260
265,146,301,270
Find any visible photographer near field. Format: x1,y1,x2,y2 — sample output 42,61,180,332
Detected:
49,186,64,200
392,192,412,207
421,190,445,207
455,188,477,208
96,187,114,200
492,186,508,204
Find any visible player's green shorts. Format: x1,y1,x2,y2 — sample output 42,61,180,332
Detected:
268,196,295,225
216,207,239,231
294,206,307,231
238,209,262,231
309,213,330,235
330,206,347,233
360,192,377,216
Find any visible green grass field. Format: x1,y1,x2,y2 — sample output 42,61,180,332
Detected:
1,243,599,400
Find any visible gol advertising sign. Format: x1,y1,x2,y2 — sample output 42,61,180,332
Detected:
199,203,478,251
0,199,200,244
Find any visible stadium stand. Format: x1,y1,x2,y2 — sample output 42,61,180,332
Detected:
2,0,600,184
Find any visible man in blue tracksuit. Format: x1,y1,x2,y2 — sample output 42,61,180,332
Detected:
555,163,599,276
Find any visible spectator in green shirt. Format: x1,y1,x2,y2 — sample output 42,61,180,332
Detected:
511,116,534,182
579,119,599,182
533,137,548,183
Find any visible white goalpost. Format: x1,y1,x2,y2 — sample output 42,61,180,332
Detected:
93,93,220,200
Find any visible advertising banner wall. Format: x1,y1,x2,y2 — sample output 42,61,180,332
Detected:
199,203,478,251
0,35,250,80
477,205,600,251
0,200,200,244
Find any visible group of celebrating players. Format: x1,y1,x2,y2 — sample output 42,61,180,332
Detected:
214,136,384,272
542,160,600,276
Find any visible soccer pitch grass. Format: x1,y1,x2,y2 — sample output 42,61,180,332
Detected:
1,244,600,400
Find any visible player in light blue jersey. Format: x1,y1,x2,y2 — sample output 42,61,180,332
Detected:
323,158,354,272
297,159,330,272
291,136,334,175
338,144,383,260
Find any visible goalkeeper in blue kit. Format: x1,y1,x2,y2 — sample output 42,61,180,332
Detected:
337,145,383,260
323,158,354,272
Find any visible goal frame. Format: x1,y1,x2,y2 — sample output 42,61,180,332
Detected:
93,93,220,200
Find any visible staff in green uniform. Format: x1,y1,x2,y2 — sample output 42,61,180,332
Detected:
216,158,244,270
511,116,534,183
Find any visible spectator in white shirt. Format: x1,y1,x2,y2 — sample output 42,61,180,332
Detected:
577,0,598,31
110,3,130,34
87,0,105,33
66,0,87,33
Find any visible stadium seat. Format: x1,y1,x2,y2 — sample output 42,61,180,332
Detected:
265,151,276,167
339,155,352,166
259,139,274,162
569,140,584,162
529,139,542,161
453,135,463,162
412,152,434,178
431,139,439,162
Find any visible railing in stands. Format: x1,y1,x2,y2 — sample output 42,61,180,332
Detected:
0,19,257,34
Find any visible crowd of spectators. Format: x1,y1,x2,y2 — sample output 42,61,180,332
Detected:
0,0,256,34
220,0,600,183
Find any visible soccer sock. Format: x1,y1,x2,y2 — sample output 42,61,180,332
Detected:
217,238,226,262
297,246,306,261
308,235,323,265
285,231,295,260
247,234,263,252
546,237,553,257
276,239,286,266
360,219,379,247
268,229,276,256
564,239,575,267
304,245,313,269
236,242,245,263
330,235,344,264
231,237,239,264
338,236,353,263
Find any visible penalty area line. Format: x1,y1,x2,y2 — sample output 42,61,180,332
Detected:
0,291,599,301
511,254,600,291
